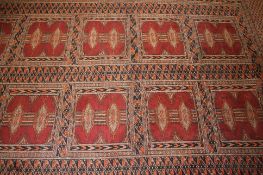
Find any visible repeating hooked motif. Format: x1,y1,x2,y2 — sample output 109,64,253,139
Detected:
0,0,263,173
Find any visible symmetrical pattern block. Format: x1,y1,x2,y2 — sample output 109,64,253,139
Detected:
79,16,129,62
0,86,61,158
148,92,199,142
0,95,56,144
141,21,184,56
215,91,263,140
197,21,242,55
69,84,134,158
208,84,263,154
143,84,204,155
0,0,263,173
137,16,187,62
0,22,12,56
75,93,127,144
83,21,125,56
23,21,68,57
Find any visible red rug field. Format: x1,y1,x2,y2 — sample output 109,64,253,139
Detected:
0,0,263,173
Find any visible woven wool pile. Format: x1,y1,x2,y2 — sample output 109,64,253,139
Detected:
0,0,262,173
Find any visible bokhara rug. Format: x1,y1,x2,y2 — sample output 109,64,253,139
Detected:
0,0,263,174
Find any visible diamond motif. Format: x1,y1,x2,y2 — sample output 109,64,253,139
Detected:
168,28,178,48
223,28,233,48
50,28,61,49
35,105,47,134
109,28,118,49
156,103,168,131
83,104,94,134
246,102,257,129
178,102,191,131
10,105,23,134
108,103,119,133
30,28,42,49
89,27,98,49
222,102,235,130
148,28,158,48
204,29,214,48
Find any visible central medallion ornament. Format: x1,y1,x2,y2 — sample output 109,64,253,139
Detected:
168,27,178,48
156,103,168,131
109,28,118,49
83,103,94,134
222,102,235,130
246,102,257,129
108,103,119,133
89,28,98,49
148,28,158,48
178,102,191,131
223,29,233,48
50,28,61,49
35,105,48,134
204,29,214,48
10,105,23,134
30,28,42,49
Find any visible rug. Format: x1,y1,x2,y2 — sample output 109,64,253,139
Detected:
0,0,263,174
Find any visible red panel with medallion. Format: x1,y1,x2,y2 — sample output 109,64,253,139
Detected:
23,21,68,57
215,91,263,140
197,22,242,55
148,92,199,142
75,93,127,144
0,95,56,144
83,21,125,56
141,21,184,55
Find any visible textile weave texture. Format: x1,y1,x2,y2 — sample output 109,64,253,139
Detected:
0,0,263,174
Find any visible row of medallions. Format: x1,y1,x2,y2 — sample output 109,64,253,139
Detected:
149,91,263,142
0,90,262,145
0,20,242,58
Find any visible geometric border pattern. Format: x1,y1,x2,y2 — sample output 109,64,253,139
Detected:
0,156,262,174
0,0,263,173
